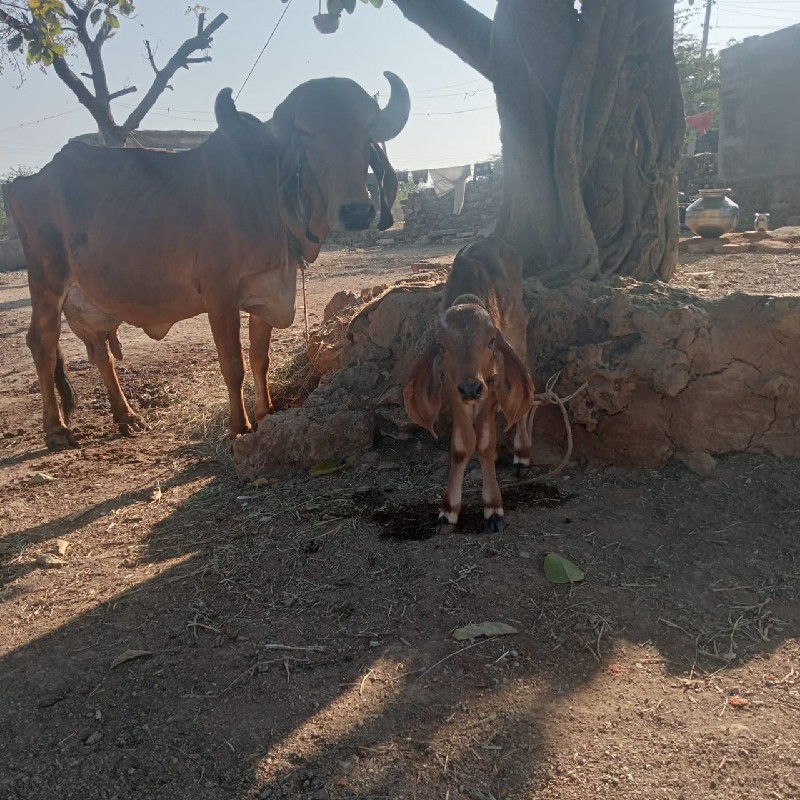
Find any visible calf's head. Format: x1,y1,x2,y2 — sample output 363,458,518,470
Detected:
404,296,535,437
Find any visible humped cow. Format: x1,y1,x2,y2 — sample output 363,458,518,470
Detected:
5,73,410,450
403,237,536,535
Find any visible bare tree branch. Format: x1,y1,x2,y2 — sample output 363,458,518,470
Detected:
145,39,157,73
122,12,227,132
108,85,137,100
389,0,492,79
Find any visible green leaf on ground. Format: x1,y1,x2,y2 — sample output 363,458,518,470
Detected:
543,553,585,584
309,458,349,478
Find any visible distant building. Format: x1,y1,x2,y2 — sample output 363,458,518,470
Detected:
718,23,800,226
72,130,212,151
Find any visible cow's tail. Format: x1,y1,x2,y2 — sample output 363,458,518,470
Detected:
55,346,78,424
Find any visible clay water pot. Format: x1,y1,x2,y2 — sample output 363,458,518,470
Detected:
685,188,739,238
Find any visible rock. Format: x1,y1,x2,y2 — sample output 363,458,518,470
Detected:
233,408,375,479
323,290,360,322
677,451,717,477
376,461,401,471
428,229,459,240
376,237,395,245
28,472,56,486
54,539,69,557
36,554,65,569
84,731,103,746
713,242,752,253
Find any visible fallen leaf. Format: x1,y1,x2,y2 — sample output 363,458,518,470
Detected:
110,649,153,670
28,472,56,486
150,483,162,502
36,553,65,569
309,458,350,478
543,553,585,584
452,621,518,641
727,696,749,708
250,477,279,488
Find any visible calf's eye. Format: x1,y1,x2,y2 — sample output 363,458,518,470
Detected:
487,338,495,350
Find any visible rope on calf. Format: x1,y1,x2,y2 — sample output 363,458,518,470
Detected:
508,372,588,486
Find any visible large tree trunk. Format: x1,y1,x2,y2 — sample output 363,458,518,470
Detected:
491,0,685,283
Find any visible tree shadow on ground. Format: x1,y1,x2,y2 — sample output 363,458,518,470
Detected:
1,450,799,800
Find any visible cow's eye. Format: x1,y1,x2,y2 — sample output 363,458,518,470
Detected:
487,338,495,350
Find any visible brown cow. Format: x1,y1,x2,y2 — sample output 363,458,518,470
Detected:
6,73,409,450
404,237,535,534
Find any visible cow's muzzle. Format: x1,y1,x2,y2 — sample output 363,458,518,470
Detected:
339,202,376,231
457,379,484,402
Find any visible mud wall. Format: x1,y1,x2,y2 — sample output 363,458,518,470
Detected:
233,276,800,478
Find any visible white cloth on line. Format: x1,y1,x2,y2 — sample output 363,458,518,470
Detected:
430,165,471,215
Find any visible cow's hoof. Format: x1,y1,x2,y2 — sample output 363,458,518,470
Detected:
513,457,531,478
117,414,147,437
45,427,79,450
436,514,456,536
485,513,506,533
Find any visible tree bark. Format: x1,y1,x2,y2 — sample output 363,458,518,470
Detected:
391,0,684,284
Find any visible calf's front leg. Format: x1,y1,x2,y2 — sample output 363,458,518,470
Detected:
476,405,506,532
438,415,475,535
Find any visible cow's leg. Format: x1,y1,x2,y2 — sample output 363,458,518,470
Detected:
208,303,251,437
63,290,145,437
27,289,78,450
477,407,505,533
513,410,534,475
248,314,274,424
90,335,146,436
438,415,475,535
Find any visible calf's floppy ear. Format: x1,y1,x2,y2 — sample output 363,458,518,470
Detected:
403,342,443,438
494,333,535,432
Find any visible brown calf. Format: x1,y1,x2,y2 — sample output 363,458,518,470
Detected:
404,236,535,534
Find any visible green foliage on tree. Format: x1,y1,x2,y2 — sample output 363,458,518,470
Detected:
674,8,721,120
1,165,34,239
0,2,226,146
2,0,133,67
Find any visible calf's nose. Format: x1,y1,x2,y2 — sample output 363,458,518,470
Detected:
339,202,376,231
457,379,484,401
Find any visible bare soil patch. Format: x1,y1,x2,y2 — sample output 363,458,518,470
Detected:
1,243,799,800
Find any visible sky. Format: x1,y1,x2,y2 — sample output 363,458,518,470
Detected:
1,0,799,176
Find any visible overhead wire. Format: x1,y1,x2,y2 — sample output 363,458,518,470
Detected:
235,0,295,101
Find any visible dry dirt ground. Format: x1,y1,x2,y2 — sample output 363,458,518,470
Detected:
1,243,799,800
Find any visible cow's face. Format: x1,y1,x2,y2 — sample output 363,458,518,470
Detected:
270,73,409,235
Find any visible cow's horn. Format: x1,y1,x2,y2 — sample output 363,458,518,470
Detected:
215,88,264,138
215,88,240,128
370,71,410,143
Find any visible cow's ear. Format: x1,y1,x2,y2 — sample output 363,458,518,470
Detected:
403,342,443,438
494,332,535,432
369,144,398,231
